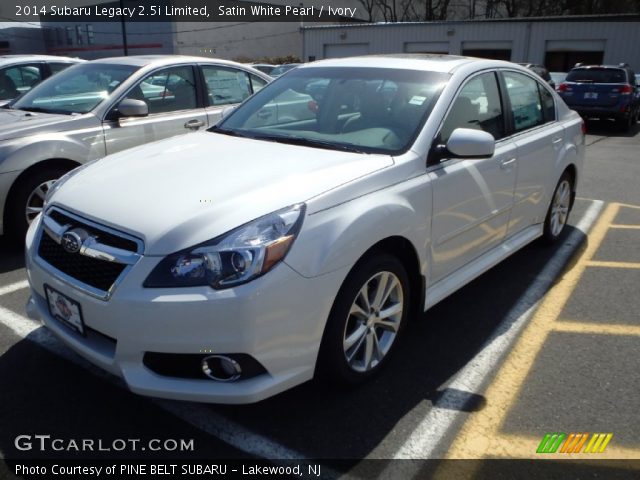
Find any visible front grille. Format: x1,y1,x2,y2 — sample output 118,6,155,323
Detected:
38,234,126,291
37,208,142,296
48,210,138,252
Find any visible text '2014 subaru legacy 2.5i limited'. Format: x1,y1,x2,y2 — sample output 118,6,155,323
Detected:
25,55,584,404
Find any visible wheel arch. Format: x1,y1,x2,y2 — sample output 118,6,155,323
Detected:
3,158,80,231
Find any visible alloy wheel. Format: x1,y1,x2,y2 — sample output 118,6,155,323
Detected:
25,179,56,224
342,271,404,372
549,179,571,237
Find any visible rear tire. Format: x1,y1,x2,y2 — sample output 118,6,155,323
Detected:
541,172,573,244
5,166,69,244
618,114,634,132
317,253,410,385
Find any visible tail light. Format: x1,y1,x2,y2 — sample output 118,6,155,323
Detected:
581,119,586,135
558,83,570,92
619,84,633,95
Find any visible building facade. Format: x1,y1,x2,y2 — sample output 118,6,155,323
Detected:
302,15,640,72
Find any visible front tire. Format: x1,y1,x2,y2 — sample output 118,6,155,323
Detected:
5,166,69,243
542,172,573,244
317,253,410,384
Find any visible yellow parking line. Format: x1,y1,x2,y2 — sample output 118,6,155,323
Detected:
445,203,619,459
616,203,640,210
586,260,640,269
610,224,640,230
451,432,640,459
553,321,640,337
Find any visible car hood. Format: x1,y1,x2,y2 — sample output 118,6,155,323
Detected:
50,131,393,255
0,109,81,141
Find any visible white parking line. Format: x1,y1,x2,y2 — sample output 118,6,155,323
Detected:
0,306,308,461
389,199,604,460
0,279,29,297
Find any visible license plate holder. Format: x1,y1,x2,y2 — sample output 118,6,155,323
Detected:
584,92,598,99
44,284,85,336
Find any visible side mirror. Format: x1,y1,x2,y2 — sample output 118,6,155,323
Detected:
117,98,148,118
446,128,495,159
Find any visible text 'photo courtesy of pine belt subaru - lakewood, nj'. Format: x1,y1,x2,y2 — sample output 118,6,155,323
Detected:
0,55,271,242
24,55,584,404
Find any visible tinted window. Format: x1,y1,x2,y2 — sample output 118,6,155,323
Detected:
538,84,556,122
126,66,197,114
1,64,42,99
440,72,504,143
202,66,251,106
249,74,267,93
503,71,544,132
566,68,626,84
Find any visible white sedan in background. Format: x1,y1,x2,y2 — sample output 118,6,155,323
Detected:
25,55,584,403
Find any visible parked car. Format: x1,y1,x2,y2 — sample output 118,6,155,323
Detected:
270,63,301,77
250,63,276,75
25,55,584,404
550,72,567,91
0,55,270,240
558,63,639,131
0,55,83,106
518,63,555,89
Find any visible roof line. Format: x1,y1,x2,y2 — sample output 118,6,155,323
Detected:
302,13,640,30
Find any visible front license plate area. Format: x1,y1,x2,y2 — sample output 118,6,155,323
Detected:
44,284,85,336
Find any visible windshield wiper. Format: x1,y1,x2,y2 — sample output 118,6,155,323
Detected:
208,125,253,138
17,106,73,115
252,134,367,154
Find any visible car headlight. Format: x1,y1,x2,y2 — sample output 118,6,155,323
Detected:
144,204,305,289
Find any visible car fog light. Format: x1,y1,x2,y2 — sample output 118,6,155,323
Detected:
201,355,242,382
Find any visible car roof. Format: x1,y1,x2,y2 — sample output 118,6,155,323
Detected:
87,55,251,69
0,55,84,66
301,54,514,74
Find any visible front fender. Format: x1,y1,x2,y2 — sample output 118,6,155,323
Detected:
0,127,104,174
285,174,432,279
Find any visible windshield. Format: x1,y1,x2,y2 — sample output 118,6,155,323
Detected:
566,68,626,84
11,63,139,114
215,67,449,154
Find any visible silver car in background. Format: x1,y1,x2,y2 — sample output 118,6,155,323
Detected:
0,55,270,240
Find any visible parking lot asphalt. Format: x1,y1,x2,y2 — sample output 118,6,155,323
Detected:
0,119,639,476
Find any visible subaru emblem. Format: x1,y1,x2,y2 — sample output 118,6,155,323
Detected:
61,229,86,254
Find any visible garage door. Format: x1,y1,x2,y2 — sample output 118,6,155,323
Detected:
323,43,369,59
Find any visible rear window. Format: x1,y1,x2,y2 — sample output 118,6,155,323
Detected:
566,68,626,84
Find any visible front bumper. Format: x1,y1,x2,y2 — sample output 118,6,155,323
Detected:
25,216,346,404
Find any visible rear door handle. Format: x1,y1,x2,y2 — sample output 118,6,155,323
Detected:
500,158,516,170
184,119,205,130
552,137,563,144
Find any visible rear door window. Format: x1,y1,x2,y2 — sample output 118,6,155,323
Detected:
502,71,544,132
202,66,252,106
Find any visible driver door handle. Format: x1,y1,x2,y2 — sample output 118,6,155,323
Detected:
184,119,205,130
500,158,516,170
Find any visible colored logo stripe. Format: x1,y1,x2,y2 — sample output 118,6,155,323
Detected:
536,433,566,453
537,433,613,454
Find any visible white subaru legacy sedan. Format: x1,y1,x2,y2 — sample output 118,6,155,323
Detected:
25,55,584,404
